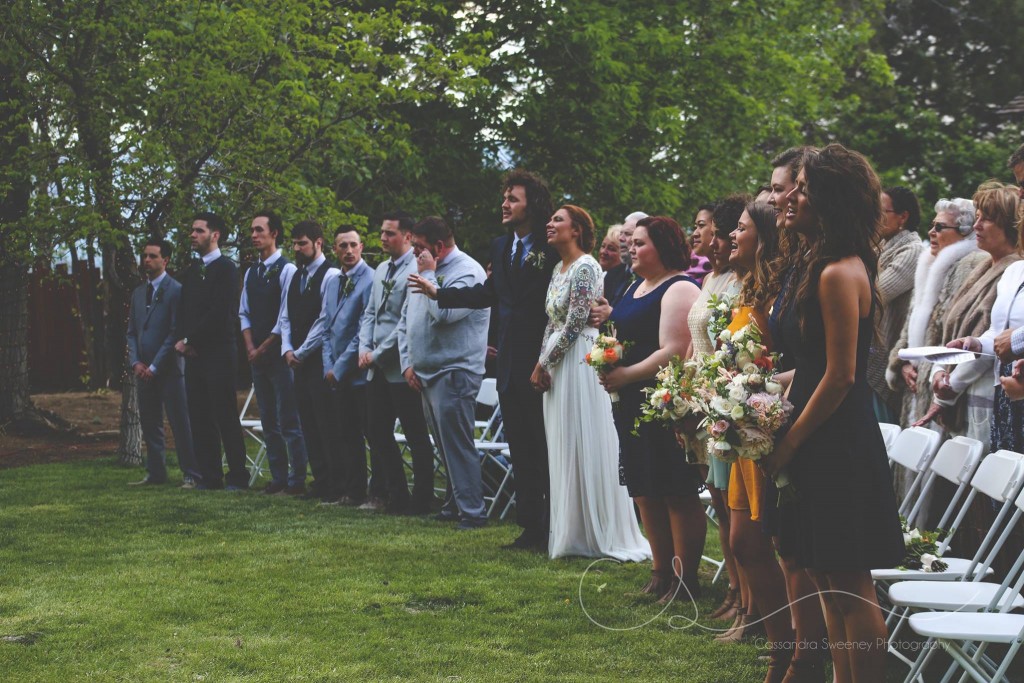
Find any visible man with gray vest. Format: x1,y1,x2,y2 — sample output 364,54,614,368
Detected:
358,211,436,514
239,211,309,495
280,220,339,501
398,217,490,529
126,239,199,487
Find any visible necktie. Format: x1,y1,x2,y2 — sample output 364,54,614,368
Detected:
299,266,309,293
511,238,522,267
337,273,348,296
385,260,397,282
146,283,154,307
257,262,267,280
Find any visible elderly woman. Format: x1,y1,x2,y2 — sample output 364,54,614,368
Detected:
924,182,1021,449
868,187,923,422
598,224,623,272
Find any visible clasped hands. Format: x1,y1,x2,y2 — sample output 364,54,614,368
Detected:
132,362,154,381
530,363,551,393
173,340,198,358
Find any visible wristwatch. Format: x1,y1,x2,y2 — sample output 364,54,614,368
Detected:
182,337,189,345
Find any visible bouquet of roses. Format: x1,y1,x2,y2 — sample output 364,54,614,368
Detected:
705,293,737,342
636,356,702,425
897,517,948,573
584,326,631,403
692,317,797,500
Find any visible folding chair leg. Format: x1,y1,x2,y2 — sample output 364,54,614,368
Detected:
903,637,938,683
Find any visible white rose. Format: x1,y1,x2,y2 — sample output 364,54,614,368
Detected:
730,404,746,421
742,362,759,374
751,345,763,359
710,396,733,415
728,384,747,402
910,529,922,541
765,381,782,395
717,302,728,311
718,329,732,342
920,553,937,572
735,352,752,368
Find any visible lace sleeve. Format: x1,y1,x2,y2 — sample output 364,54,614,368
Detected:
540,261,598,369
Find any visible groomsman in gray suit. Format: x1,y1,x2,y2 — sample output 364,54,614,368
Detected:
240,211,308,495
398,217,490,530
359,211,436,514
126,239,200,486
320,226,374,504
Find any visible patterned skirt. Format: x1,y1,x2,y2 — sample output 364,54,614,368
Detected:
990,361,1023,453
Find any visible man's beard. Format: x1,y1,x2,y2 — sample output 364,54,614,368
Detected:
294,251,312,266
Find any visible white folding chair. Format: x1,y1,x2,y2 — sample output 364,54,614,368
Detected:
901,461,1024,683
237,386,267,486
474,377,503,441
889,426,943,518
880,422,903,453
904,436,985,530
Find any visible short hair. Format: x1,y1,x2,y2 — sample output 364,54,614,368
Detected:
636,216,690,271
192,211,226,240
503,169,554,237
334,224,361,240
560,205,596,252
292,220,324,243
143,239,172,260
410,216,454,247
381,209,415,232
253,210,283,244
604,224,622,244
933,198,976,234
694,202,717,219
712,194,751,239
624,211,649,224
884,186,922,232
770,147,810,184
973,181,1020,247
1008,143,1024,170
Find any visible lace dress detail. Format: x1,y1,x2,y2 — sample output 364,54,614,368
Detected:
540,256,601,369
687,271,742,356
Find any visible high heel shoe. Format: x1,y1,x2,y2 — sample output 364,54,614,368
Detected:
764,649,795,683
709,586,740,619
780,657,826,683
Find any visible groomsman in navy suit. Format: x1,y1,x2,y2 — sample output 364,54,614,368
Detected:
410,170,557,549
319,227,374,504
175,212,250,490
126,239,199,487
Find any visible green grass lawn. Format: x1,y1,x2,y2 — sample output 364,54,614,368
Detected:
0,456,959,681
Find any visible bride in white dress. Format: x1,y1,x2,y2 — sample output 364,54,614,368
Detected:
530,205,652,561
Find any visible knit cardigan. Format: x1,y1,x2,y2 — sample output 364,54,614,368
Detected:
867,230,923,412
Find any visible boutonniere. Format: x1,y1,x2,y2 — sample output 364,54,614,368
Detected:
264,262,282,282
524,250,547,270
381,278,397,300
436,275,446,288
153,287,163,304
341,276,356,297
198,261,207,280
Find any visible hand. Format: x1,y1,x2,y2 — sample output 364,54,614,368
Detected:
132,362,148,379
912,402,943,428
486,345,498,361
358,351,374,370
598,366,629,394
1014,359,1024,381
247,346,264,364
994,329,1019,362
403,367,422,392
762,435,796,478
285,351,302,369
932,370,956,400
415,250,436,274
325,370,338,388
407,273,438,299
529,363,551,392
1000,373,1024,401
946,336,981,352
174,340,187,355
588,297,611,328
901,363,918,392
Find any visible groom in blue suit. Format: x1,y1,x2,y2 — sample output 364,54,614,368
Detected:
320,227,374,503
410,170,557,550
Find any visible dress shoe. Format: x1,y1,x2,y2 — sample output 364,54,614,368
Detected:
456,518,487,531
128,476,166,486
180,477,197,490
357,497,386,512
385,500,412,515
432,512,460,523
300,489,325,501
409,497,435,515
282,484,306,496
196,481,224,491
225,483,249,492
501,531,546,551
262,482,287,495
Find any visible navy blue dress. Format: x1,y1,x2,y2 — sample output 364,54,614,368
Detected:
610,275,703,498
775,279,904,569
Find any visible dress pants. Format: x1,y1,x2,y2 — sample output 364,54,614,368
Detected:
292,357,333,496
365,372,435,506
420,369,484,522
329,383,368,501
499,373,550,538
136,370,200,483
184,345,249,487
251,355,308,487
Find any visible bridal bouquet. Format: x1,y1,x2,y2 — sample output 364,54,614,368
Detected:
584,327,631,403
691,316,797,500
637,356,701,425
705,293,737,342
898,517,948,573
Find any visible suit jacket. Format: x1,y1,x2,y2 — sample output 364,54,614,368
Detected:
177,255,239,350
358,248,416,383
436,232,557,392
603,263,633,308
126,275,183,376
320,259,374,386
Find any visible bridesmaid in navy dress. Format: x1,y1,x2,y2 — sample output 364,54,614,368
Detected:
764,145,904,683
599,216,704,601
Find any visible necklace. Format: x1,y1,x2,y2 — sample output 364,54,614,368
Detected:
635,272,674,296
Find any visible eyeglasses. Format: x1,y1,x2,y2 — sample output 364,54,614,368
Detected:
929,222,960,232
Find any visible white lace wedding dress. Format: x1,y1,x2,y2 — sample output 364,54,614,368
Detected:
540,255,651,561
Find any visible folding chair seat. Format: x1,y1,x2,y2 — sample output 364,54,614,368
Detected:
888,426,943,518
879,422,902,453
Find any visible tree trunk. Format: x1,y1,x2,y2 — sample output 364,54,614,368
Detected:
0,259,30,424
115,371,142,465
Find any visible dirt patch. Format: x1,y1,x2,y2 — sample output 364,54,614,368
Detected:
0,390,256,469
